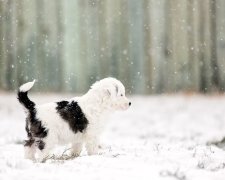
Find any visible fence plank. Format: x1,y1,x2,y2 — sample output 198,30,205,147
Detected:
5,0,17,90
86,0,100,85
127,0,145,94
0,0,6,89
119,0,131,94
149,0,167,93
55,0,64,91
216,0,225,91
98,0,109,80
187,0,201,91
199,0,213,92
64,0,79,92
142,0,152,94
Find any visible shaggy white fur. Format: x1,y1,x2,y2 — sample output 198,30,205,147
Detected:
19,77,131,162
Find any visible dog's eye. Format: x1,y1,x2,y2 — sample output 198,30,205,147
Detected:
120,94,123,97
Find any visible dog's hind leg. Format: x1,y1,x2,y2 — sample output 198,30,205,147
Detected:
24,139,36,160
36,147,51,162
35,140,52,162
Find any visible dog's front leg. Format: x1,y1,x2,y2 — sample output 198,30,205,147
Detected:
24,145,36,160
70,142,83,157
85,137,100,155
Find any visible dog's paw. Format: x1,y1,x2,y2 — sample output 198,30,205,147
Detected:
87,149,99,156
98,144,111,150
86,146,99,155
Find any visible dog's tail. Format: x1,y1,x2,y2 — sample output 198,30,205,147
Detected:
17,80,36,111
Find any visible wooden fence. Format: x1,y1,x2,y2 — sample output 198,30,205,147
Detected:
0,0,225,94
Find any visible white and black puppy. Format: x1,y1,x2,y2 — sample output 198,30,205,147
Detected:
17,77,131,162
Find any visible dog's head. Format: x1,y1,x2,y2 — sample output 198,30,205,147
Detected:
90,77,131,111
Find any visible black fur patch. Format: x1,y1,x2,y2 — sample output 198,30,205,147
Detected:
30,120,48,138
23,107,48,139
36,140,45,150
17,91,35,111
18,90,48,146
56,101,88,133
24,139,35,147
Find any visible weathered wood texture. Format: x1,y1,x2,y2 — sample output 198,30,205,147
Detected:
0,0,224,94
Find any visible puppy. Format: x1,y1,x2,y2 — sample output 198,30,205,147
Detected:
17,77,131,162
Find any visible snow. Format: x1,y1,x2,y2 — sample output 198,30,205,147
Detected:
1,93,225,180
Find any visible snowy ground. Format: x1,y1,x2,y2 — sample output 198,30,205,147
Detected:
1,93,225,180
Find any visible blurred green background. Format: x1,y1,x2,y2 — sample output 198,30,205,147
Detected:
0,0,225,94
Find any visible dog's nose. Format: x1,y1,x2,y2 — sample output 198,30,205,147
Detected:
129,102,131,106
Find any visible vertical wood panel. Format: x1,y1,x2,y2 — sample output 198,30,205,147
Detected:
168,0,189,92
0,0,6,89
187,0,201,91
142,0,152,94
15,0,37,87
64,0,79,92
164,0,175,92
77,0,89,92
98,0,109,79
86,0,100,84
35,0,47,91
4,0,16,90
216,0,225,91
128,0,145,94
19,0,37,86
119,0,132,94
199,0,213,92
15,0,25,87
150,0,167,93
55,0,64,91
105,0,120,78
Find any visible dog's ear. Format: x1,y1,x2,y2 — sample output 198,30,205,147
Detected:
115,85,119,95
105,86,114,97
106,89,111,97
105,84,119,98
